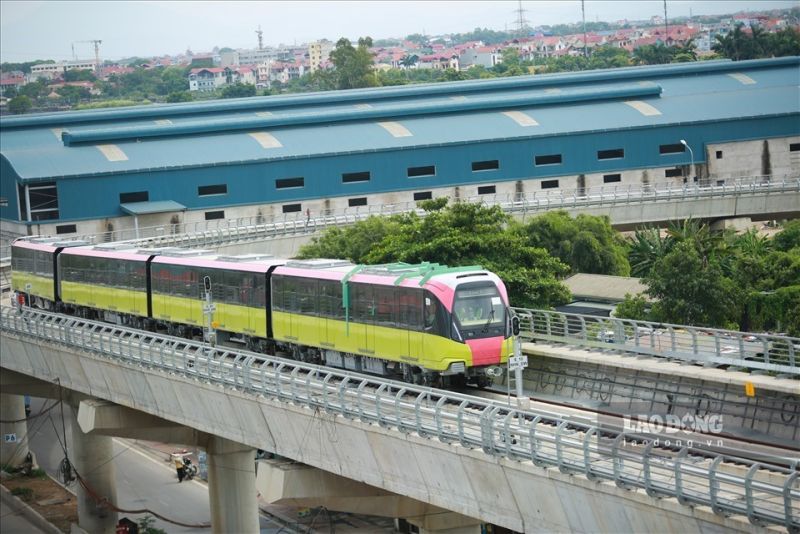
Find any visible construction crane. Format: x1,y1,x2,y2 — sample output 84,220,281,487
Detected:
255,26,263,50
72,40,102,73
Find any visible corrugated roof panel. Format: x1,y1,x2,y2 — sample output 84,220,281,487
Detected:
624,100,662,116
248,131,283,149
95,144,128,162
501,111,539,127
377,121,413,138
728,72,757,85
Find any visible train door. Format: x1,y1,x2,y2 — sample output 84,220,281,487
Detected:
401,288,424,362
352,283,375,355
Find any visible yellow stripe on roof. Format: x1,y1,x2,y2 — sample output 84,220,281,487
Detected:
96,144,128,162
153,119,172,125
51,128,63,141
255,111,273,117
501,110,539,127
728,72,756,85
544,88,561,94
354,103,372,109
377,121,413,138
624,100,662,116
248,131,283,149
449,95,467,101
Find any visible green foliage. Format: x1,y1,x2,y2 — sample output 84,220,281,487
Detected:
18,79,47,99
298,202,570,308
75,99,149,110
63,69,95,82
522,211,630,276
645,240,740,328
220,83,256,98
8,95,32,114
329,37,379,89
628,227,670,277
614,293,650,321
138,515,167,534
713,24,800,60
56,85,90,104
773,220,800,252
166,91,193,103
0,59,55,74
448,28,515,45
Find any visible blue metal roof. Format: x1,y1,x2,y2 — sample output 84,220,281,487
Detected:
120,200,187,215
0,57,798,181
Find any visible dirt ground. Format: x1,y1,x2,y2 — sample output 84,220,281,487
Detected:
2,472,78,533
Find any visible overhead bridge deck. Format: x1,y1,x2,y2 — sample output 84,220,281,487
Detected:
1,307,797,532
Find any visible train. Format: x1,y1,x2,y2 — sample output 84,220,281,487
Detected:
10,237,514,386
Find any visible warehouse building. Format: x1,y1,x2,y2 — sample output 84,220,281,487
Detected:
1,57,798,238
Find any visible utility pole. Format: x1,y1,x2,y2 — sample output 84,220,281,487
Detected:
582,0,587,58
255,25,263,50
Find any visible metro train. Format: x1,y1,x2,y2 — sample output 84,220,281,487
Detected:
10,237,514,386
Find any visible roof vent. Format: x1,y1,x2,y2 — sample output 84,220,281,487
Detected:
55,240,92,248
93,242,138,251
136,247,180,256
216,254,275,263
285,259,353,269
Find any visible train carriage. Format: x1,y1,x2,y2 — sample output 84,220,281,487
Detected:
11,238,86,308
149,251,282,340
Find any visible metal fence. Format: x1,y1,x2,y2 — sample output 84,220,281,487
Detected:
9,174,797,252
512,308,800,377
1,306,797,530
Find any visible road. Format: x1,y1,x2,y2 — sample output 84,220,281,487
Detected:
0,497,47,534
25,398,293,533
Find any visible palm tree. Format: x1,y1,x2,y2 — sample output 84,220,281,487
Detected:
628,227,671,277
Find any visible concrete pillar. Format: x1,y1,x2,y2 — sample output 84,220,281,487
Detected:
0,393,29,468
207,436,258,534
70,403,118,534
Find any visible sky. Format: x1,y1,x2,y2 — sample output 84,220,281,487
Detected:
1,1,796,63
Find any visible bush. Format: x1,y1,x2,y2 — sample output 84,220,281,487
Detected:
11,486,33,501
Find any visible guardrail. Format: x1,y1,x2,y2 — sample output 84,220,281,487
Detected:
512,307,800,377
14,174,798,250
1,306,797,530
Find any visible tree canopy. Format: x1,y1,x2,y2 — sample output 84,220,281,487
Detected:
329,37,379,89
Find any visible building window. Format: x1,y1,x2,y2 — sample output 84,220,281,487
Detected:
56,224,77,234
716,150,723,159
413,191,433,201
348,197,367,207
119,191,149,203
282,203,302,213
597,148,624,160
603,174,622,184
471,160,499,171
535,154,562,166
27,182,59,221
205,210,225,220
659,143,685,155
276,177,304,189
198,184,227,196
408,165,436,178
477,185,496,195
716,180,726,186
342,171,370,183
665,168,683,178
790,143,800,152
541,180,559,189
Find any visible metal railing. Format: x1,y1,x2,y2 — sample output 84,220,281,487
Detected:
0,306,797,530
15,174,799,250
512,308,800,377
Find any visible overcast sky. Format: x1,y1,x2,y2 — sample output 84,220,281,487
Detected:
1,1,796,63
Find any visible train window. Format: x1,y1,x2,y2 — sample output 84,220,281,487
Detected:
423,292,449,338
351,283,375,324
318,280,343,319
374,286,397,326
398,288,423,331
297,278,317,315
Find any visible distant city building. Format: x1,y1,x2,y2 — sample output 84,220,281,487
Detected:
188,66,257,92
29,61,97,81
308,40,334,73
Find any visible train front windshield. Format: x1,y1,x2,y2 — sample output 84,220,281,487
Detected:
452,283,506,339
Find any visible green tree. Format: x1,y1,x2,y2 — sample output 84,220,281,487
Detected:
632,43,675,65
773,219,800,252
329,37,379,89
63,69,95,82
18,79,47,100
298,216,400,264
220,83,256,98
523,211,630,276
166,90,193,102
8,95,32,114
628,227,671,277
645,240,739,327
614,293,650,320
56,85,91,105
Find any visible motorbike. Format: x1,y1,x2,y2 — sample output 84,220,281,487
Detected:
182,457,198,481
